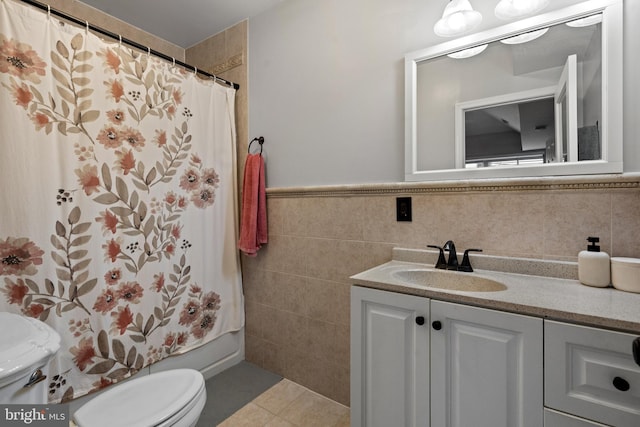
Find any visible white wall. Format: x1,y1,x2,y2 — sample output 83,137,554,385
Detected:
415,43,562,170
249,0,640,187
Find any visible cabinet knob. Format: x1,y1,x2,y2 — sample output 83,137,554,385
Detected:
633,337,640,367
415,316,425,325
432,320,442,330
612,376,630,392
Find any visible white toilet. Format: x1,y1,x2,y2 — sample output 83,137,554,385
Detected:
73,368,207,427
0,312,61,404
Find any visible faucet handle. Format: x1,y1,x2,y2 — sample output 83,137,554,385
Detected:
459,248,483,272
427,245,447,269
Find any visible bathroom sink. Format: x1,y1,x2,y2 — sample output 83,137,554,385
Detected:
391,268,507,292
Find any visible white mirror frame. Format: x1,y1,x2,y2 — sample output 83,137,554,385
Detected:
405,0,623,182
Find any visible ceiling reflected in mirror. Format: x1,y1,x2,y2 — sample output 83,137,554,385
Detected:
405,0,624,182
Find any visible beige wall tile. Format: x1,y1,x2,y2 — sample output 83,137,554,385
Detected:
306,279,350,324
362,195,419,245
306,239,366,283
306,319,338,361
361,241,395,268
263,305,294,345
332,359,351,407
244,333,264,365
262,340,287,376
225,20,247,57
257,235,309,276
611,190,640,257
244,300,265,338
544,191,612,258
284,197,364,240
266,198,287,236
271,272,308,313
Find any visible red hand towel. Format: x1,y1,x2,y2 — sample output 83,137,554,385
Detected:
238,154,267,256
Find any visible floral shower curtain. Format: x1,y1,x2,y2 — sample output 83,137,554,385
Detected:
0,0,243,403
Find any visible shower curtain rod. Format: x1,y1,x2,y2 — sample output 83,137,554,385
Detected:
18,0,240,90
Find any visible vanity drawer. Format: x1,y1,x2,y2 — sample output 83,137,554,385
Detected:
544,408,608,427
545,321,640,427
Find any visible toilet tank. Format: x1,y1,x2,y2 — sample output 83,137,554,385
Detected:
0,312,61,404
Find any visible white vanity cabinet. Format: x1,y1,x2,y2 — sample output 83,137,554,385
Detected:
351,286,543,427
545,320,640,427
430,300,543,427
350,286,430,427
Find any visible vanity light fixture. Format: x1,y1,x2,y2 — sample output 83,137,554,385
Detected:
434,0,482,37
500,27,548,44
566,14,602,27
494,0,549,20
447,44,488,59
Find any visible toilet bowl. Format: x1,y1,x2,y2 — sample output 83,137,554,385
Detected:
73,368,206,427
0,312,61,404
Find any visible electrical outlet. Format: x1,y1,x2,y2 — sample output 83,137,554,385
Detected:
396,197,412,222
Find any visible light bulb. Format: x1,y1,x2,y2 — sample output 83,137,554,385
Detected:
447,44,488,59
566,14,602,28
500,28,548,44
495,0,550,20
434,0,483,37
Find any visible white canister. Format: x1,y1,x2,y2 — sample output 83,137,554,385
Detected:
578,237,610,287
611,257,640,293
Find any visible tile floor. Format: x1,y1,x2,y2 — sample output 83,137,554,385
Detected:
217,379,350,427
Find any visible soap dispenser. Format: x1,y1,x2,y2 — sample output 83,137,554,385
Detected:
578,237,610,288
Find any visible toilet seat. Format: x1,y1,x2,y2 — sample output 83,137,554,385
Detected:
73,369,206,427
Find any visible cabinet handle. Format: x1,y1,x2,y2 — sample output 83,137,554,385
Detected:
633,337,640,367
612,376,630,392
415,316,425,325
432,320,442,330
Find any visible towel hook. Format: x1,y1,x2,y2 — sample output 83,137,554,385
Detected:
248,136,265,154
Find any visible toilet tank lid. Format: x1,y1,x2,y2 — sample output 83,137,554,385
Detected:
0,312,61,387
73,369,205,427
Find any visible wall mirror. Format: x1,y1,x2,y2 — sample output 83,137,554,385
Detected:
405,0,623,181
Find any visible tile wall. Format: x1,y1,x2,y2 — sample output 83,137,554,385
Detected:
242,178,640,406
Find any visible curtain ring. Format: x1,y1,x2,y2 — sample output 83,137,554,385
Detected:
47,5,50,19
85,20,89,33
118,34,122,47
194,67,198,76
172,57,176,68
147,47,151,59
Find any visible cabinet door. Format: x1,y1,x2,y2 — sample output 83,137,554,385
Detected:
430,300,543,427
351,286,430,427
545,320,640,427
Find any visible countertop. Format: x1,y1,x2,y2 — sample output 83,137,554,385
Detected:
351,259,640,334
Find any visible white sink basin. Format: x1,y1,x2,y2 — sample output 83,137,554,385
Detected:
391,268,507,292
